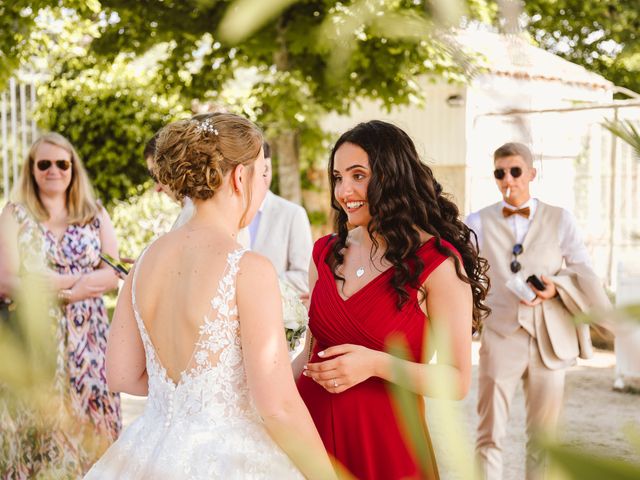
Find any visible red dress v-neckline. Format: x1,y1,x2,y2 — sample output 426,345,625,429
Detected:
328,237,436,302
333,266,393,302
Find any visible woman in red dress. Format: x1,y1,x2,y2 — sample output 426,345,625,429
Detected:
296,121,490,479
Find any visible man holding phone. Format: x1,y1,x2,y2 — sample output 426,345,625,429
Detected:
466,142,611,479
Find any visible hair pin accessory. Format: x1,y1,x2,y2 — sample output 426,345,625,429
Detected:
194,118,219,136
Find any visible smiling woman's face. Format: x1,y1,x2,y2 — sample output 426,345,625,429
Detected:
32,142,72,196
332,142,372,228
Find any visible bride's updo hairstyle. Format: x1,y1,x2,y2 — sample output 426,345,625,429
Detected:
154,112,263,201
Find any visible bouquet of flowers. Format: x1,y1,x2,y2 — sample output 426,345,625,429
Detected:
279,280,309,352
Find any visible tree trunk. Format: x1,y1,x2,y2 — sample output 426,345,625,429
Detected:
272,15,302,204
274,130,302,204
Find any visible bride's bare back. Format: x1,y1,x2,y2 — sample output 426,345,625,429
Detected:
134,228,242,384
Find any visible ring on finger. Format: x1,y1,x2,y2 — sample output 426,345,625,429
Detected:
333,379,338,388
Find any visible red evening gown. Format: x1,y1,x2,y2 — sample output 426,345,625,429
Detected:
298,235,457,480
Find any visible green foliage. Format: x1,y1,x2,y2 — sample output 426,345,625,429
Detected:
89,1,473,106
518,0,640,95
35,60,187,206
0,1,102,89
1,6,188,205
0,2,38,89
603,119,640,158
109,188,181,260
74,0,486,198
306,209,327,227
0,1,493,199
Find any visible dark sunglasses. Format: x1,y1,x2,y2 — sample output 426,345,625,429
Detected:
494,167,522,180
510,243,523,273
36,159,71,171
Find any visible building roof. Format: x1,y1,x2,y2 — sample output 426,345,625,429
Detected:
454,30,613,90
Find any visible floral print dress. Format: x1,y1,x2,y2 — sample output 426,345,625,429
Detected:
11,202,121,442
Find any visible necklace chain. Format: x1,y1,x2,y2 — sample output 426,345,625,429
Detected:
348,232,387,279
353,240,370,278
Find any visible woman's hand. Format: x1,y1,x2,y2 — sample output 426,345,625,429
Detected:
66,275,103,303
303,344,385,394
50,271,81,291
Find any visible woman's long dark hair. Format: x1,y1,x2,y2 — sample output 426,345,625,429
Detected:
327,120,490,331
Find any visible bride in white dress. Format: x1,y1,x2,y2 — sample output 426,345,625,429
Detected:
85,113,335,479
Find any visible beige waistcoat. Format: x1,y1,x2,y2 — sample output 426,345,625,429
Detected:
477,201,604,369
479,201,565,338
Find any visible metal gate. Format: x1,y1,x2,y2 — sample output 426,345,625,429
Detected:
1,77,38,202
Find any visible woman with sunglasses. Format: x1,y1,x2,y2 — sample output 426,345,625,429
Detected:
0,132,122,474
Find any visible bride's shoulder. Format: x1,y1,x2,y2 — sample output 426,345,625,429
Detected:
137,232,173,257
238,250,278,278
236,251,280,302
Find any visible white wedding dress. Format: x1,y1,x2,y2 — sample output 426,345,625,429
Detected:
85,249,303,479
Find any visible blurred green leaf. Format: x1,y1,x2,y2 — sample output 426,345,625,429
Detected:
547,443,640,480
387,337,437,479
603,119,640,158
574,303,640,325
219,0,298,44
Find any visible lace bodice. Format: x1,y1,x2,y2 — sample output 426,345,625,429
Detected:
85,246,303,478
131,248,258,429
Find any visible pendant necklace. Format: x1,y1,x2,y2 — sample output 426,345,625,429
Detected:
355,242,367,278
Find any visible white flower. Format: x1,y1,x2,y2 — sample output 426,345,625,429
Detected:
279,280,309,351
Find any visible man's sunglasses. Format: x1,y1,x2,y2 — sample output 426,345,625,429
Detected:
511,243,524,273
494,167,522,180
36,159,72,171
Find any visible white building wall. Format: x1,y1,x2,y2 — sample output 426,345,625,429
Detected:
321,81,469,204
322,82,467,165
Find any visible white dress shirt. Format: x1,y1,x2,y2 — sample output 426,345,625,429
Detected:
248,196,267,249
466,198,592,267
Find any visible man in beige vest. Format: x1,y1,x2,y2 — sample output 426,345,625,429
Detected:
467,142,610,479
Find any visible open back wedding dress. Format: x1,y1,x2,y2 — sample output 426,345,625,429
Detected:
85,248,303,479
